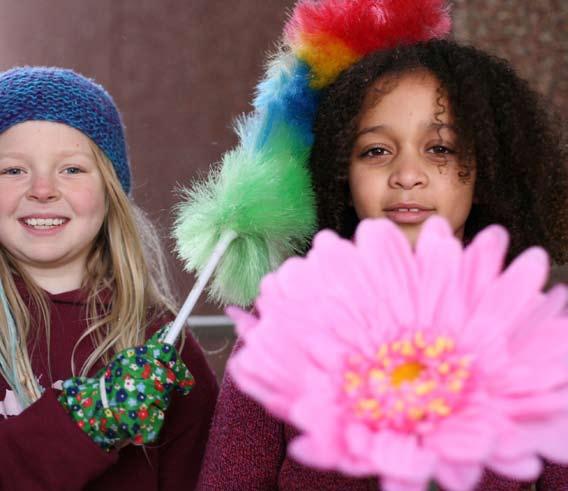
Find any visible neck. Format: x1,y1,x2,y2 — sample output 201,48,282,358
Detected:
20,262,86,294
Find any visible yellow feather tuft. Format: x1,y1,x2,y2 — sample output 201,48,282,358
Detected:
293,32,360,89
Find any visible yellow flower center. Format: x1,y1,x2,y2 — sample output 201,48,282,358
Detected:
390,361,425,387
342,332,472,432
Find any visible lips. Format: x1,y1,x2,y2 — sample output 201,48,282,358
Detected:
383,203,435,225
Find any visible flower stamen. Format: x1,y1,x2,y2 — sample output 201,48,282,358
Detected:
342,332,471,432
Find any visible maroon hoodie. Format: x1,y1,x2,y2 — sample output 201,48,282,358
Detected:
0,278,218,491
197,341,568,490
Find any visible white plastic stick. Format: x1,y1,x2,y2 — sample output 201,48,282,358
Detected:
164,229,238,345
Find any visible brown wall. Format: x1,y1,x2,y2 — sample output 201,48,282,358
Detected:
453,0,567,111
0,0,565,378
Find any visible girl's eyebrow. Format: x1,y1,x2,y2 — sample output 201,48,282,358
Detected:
0,150,32,159
355,124,389,138
428,122,457,133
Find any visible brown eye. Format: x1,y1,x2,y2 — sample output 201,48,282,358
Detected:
428,145,455,155
361,147,390,158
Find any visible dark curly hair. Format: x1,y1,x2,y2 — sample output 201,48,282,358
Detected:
308,39,568,263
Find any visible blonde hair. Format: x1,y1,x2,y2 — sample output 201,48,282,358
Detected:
0,143,178,403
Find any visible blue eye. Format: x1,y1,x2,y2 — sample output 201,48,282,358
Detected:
0,167,24,175
63,167,83,175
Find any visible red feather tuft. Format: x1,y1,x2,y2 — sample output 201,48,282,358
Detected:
285,0,451,55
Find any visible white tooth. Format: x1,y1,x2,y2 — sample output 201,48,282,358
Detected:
409,208,420,212
398,208,409,212
29,218,37,226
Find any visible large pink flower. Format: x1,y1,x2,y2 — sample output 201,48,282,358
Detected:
228,217,568,491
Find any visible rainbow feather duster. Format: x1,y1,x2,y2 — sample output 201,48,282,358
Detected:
173,0,451,309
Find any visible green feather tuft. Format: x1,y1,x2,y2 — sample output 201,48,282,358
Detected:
174,118,316,306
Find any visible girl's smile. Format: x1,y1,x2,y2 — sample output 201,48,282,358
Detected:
349,71,475,246
19,215,70,234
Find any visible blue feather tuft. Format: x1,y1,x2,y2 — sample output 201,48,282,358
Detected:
253,53,320,149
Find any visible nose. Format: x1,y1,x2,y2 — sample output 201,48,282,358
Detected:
388,152,428,190
26,174,61,202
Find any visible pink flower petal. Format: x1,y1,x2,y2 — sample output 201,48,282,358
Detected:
417,214,454,240
496,387,568,418
486,455,542,482
491,359,568,394
226,306,259,336
433,460,483,491
289,434,339,470
344,421,372,457
423,411,495,462
355,218,417,328
262,232,396,361
264,255,323,304
228,357,297,419
463,248,550,350
288,370,340,432
415,217,465,333
460,225,508,313
469,329,510,375
309,230,369,300
370,431,436,482
256,293,354,375
234,323,303,383
508,285,568,355
511,317,568,365
491,415,568,466
340,422,376,475
491,420,537,461
522,415,568,464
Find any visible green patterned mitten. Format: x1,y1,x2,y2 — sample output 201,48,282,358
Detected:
59,327,194,450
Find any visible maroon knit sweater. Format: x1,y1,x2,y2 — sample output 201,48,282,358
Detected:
0,278,218,491
198,342,568,491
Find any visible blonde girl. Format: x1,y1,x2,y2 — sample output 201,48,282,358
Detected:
0,67,217,490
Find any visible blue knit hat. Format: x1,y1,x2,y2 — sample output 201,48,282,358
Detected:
0,66,131,193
